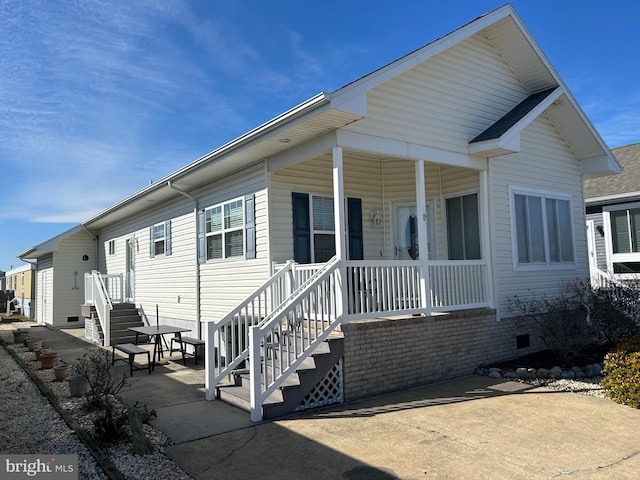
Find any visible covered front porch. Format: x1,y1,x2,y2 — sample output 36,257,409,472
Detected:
206,145,496,421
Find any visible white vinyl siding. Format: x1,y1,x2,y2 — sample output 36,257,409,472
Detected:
344,34,528,156
490,116,587,314
270,154,480,263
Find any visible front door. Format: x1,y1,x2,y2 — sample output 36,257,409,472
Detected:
126,238,135,301
393,201,435,260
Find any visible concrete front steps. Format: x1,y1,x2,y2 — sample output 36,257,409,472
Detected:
216,336,344,420
82,302,148,346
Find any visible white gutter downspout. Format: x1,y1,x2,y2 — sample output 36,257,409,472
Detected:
168,181,202,339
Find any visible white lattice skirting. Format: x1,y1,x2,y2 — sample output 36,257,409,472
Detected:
297,358,344,411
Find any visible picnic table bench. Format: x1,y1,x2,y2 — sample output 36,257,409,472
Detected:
112,343,151,376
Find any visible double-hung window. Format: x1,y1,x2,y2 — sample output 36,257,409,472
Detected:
153,223,166,256
149,221,172,258
205,198,244,260
311,195,336,263
511,187,575,269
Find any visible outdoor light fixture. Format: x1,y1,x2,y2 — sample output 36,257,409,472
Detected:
369,210,383,228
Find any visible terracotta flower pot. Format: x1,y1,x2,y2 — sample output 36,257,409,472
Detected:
39,352,58,369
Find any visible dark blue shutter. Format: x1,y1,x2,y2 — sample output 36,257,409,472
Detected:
347,197,364,260
292,192,311,263
149,226,155,258
245,194,256,259
165,221,172,256
197,210,206,264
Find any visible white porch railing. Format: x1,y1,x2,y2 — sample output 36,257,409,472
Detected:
206,260,297,397
344,260,491,317
205,257,491,420
249,259,341,421
84,271,124,346
429,260,490,311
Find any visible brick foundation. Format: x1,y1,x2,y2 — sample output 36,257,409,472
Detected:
339,309,544,402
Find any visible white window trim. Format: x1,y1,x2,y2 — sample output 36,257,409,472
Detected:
309,193,336,263
603,202,640,271
152,223,166,256
108,240,116,256
204,196,245,262
443,189,480,261
509,185,577,271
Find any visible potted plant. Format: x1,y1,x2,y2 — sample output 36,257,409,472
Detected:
67,374,88,398
53,362,71,382
27,338,43,352
13,329,29,344
39,349,58,369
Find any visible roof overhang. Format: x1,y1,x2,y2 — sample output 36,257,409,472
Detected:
18,225,87,260
82,94,363,230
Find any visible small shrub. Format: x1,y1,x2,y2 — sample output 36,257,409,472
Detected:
602,334,640,408
508,279,592,363
76,348,128,443
590,285,640,344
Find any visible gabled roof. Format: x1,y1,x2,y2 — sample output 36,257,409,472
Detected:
18,224,87,260
584,143,640,206
76,3,618,231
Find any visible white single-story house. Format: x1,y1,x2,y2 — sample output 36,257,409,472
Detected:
21,4,620,420
584,143,640,284
19,225,97,326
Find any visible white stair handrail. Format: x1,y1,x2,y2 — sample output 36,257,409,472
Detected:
84,271,113,346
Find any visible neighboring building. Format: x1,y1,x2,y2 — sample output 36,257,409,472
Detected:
21,5,620,420
19,225,97,327
585,143,640,281
4,264,36,318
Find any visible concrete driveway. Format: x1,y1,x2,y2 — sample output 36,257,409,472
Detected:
167,376,640,480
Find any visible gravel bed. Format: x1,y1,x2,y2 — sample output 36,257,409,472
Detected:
518,377,606,398
0,323,192,480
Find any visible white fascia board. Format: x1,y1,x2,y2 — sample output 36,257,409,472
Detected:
581,154,624,176
508,10,617,168
329,5,513,103
337,130,487,170
468,136,521,156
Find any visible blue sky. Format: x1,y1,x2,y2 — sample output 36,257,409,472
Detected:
1,0,639,273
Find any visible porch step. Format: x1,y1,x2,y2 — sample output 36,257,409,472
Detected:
216,336,344,420
83,303,148,346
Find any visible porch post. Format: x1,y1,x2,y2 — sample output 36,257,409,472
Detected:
415,160,431,315
479,170,495,308
333,147,348,323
